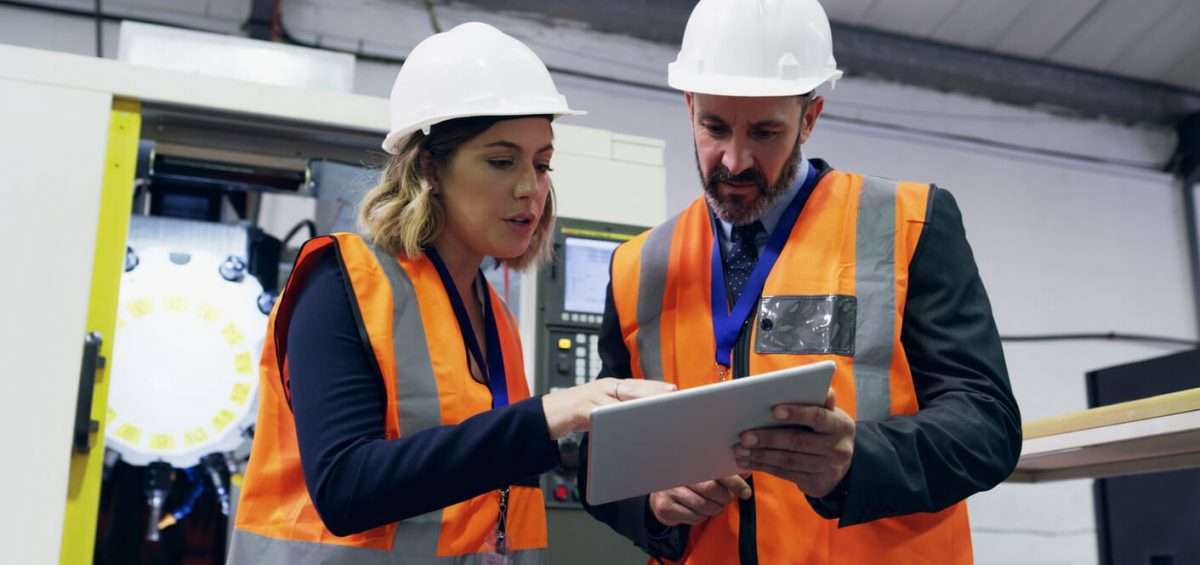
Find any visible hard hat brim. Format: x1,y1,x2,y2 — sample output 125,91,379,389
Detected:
382,107,587,155
668,65,843,97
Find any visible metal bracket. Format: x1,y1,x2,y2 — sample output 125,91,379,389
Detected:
1175,113,1200,336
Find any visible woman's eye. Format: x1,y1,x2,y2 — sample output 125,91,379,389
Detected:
488,159,515,169
535,163,554,173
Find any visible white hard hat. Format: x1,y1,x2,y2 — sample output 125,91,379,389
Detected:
668,0,844,97
382,22,584,154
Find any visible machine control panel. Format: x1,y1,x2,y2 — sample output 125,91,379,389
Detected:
535,218,644,508
549,330,603,385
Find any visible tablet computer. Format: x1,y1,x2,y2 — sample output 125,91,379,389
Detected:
585,361,835,506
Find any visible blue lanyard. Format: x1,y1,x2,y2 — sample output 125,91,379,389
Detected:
710,165,819,373
425,247,510,409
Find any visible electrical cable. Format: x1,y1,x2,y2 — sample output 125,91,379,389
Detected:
1000,332,1198,348
281,219,317,249
422,0,442,33
517,35,666,75
0,0,220,33
157,467,206,530
972,526,1095,538
833,99,1074,123
818,112,1162,170
93,0,102,57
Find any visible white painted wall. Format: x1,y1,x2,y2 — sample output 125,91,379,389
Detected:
2,1,1196,564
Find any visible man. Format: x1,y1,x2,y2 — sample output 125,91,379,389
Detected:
580,0,1022,563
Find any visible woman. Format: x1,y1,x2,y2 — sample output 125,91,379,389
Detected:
228,22,672,564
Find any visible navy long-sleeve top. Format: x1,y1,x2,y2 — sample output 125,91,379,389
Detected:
285,248,560,536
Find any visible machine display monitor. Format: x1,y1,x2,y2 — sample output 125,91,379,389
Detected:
563,237,620,315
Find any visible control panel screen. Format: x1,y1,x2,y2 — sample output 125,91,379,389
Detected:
563,237,619,315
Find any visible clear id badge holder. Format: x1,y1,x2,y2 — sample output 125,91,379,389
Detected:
480,487,513,565
480,529,512,565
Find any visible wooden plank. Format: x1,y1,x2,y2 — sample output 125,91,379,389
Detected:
1011,451,1200,483
1023,387,1200,439
1011,408,1200,483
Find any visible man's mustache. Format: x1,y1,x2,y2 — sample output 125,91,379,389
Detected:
706,165,767,191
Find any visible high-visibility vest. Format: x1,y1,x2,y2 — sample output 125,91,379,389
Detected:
229,233,547,564
610,171,972,564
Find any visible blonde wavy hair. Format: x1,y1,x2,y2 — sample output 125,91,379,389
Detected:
358,116,556,271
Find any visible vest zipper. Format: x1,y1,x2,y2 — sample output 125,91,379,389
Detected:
734,310,758,565
496,486,510,555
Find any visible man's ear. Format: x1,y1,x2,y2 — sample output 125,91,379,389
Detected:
799,96,825,145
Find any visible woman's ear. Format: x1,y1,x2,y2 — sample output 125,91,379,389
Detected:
418,149,440,194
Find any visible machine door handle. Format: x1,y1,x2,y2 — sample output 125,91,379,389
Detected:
74,332,105,454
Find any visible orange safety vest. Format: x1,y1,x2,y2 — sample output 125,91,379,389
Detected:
610,171,972,564
229,233,547,564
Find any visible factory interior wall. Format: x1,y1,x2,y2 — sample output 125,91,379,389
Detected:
2,1,1197,563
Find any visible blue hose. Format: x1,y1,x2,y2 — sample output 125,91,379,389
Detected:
170,467,206,521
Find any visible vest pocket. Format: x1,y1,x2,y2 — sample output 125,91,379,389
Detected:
755,295,856,356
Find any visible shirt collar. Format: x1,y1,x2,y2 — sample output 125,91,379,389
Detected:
716,156,810,243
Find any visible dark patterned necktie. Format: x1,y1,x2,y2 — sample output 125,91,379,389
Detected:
726,220,765,299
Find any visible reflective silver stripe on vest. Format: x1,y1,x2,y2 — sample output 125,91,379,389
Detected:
853,177,898,422
371,245,447,556
228,529,546,564
635,216,678,382
371,247,443,437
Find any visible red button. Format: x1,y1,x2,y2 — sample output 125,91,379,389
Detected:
553,484,569,501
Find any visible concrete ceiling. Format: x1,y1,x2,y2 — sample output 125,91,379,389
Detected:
825,0,1200,93
451,0,1200,126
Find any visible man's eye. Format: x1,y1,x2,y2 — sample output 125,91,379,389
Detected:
704,124,729,136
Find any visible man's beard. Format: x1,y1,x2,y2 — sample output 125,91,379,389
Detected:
698,131,804,226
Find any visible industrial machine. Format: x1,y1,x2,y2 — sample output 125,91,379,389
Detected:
94,138,302,562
